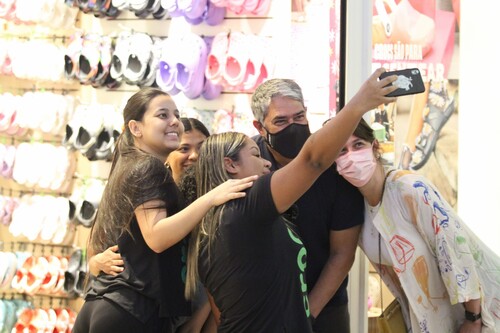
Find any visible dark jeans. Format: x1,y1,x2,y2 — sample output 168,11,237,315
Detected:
313,303,350,333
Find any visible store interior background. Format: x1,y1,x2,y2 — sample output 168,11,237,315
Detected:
342,0,500,258
1,0,499,332
342,1,500,332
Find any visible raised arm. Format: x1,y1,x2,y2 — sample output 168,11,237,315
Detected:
271,68,397,212
135,175,257,253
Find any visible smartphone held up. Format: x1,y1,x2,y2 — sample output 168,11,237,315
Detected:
379,68,425,97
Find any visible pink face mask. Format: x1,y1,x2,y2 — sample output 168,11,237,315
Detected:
335,147,376,187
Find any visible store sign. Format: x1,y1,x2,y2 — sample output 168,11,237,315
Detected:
371,0,456,82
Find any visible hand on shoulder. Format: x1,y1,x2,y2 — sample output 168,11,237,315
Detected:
208,175,258,206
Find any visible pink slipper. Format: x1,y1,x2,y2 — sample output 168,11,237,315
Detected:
11,254,36,293
251,38,274,90
40,255,61,293
54,308,70,333
0,41,13,75
0,0,15,19
45,308,57,332
14,308,34,333
28,308,49,332
240,33,265,91
205,31,229,85
222,31,250,88
0,93,18,133
243,0,259,13
227,0,244,14
252,0,271,15
24,255,49,295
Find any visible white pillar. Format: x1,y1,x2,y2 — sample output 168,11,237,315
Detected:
344,1,373,332
457,0,500,255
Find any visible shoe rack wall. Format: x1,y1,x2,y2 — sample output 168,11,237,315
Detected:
73,0,292,291
73,0,293,239
77,2,291,111
74,0,292,257
0,1,293,314
0,22,82,314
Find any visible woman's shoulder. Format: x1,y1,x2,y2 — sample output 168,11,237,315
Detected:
388,169,426,184
118,153,169,186
387,169,436,198
224,173,278,220
127,153,166,172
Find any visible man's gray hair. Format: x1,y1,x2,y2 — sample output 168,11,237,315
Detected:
251,79,305,123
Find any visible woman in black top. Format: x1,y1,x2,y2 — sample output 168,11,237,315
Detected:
185,68,398,332
72,88,256,333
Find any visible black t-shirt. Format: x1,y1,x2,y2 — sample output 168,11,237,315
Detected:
254,135,364,307
199,174,312,333
85,154,190,322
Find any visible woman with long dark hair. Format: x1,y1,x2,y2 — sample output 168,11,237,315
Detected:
72,88,256,333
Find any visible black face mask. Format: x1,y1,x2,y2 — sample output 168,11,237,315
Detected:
264,123,311,159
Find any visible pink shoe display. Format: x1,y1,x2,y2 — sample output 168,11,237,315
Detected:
205,31,274,92
209,0,271,15
223,31,250,88
205,31,230,85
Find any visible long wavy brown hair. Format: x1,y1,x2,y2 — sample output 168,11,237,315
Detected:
88,88,171,256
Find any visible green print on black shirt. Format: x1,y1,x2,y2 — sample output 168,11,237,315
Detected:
287,226,310,317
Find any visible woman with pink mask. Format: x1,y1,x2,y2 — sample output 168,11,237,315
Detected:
335,119,500,333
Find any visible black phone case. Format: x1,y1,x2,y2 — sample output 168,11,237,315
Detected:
379,68,425,97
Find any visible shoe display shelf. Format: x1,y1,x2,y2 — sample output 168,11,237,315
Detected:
0,9,92,325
